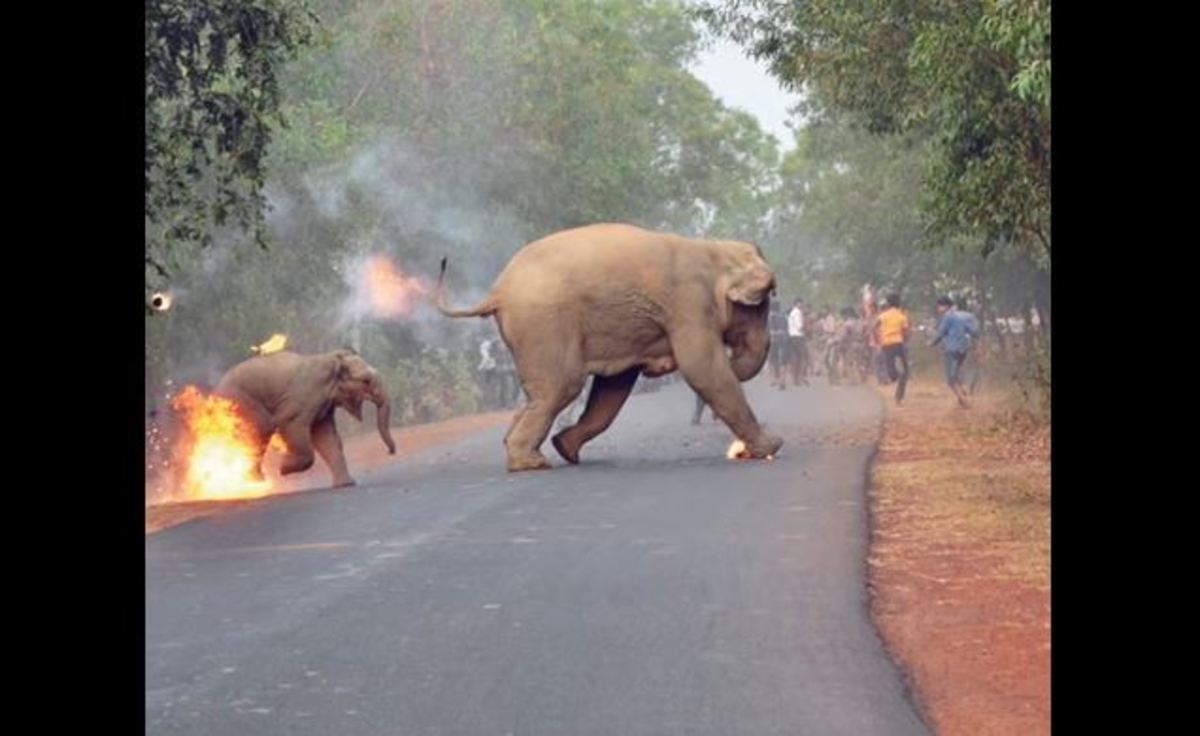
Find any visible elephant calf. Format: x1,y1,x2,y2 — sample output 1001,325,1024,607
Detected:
436,222,784,471
215,349,396,488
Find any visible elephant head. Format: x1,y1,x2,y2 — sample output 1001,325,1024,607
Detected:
719,244,775,382
330,350,397,454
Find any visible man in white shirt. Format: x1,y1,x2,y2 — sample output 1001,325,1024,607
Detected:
787,298,810,386
477,338,498,407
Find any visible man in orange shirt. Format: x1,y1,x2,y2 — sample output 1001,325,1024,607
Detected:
873,293,912,404
866,297,889,385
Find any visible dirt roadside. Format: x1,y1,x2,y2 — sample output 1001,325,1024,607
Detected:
868,379,1050,735
145,411,514,534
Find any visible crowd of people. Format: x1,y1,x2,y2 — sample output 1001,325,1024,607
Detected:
769,296,880,392
766,292,982,407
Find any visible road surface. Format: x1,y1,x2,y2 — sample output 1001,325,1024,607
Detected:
146,378,930,735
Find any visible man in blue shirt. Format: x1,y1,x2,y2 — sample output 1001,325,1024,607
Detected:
929,296,980,407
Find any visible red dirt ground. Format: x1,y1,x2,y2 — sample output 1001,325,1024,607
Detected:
868,381,1049,735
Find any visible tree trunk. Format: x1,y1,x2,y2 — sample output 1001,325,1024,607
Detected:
1022,300,1036,356
981,291,1007,360
1033,301,1050,349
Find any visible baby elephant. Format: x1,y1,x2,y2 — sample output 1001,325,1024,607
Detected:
215,349,396,488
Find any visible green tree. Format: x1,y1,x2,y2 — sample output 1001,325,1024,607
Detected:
764,119,938,305
145,0,316,299
697,0,1050,265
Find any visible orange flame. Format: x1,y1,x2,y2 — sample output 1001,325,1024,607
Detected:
362,255,430,318
252,333,288,355
726,440,775,461
169,386,274,501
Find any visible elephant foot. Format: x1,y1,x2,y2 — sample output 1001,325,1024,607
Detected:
551,429,581,465
507,451,552,472
280,453,316,476
745,432,784,459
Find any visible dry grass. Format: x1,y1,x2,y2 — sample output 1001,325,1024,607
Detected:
869,378,1049,735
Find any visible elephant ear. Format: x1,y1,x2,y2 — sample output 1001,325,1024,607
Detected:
726,257,775,306
330,350,366,420
332,349,361,380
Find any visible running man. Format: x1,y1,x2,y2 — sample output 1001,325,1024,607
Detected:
870,298,890,385
929,296,980,407
873,294,912,404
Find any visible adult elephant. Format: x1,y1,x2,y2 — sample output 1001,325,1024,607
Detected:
215,349,396,488
436,223,782,471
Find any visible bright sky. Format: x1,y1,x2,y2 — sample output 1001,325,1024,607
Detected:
689,35,800,151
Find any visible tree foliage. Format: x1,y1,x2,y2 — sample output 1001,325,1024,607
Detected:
145,0,317,295
696,0,1051,265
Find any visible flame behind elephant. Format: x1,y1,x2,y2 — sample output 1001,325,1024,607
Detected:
352,255,431,319
167,386,279,501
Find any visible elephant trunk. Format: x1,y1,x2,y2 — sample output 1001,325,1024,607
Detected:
730,325,770,382
370,379,397,454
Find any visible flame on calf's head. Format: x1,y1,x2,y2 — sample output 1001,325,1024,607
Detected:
252,333,288,355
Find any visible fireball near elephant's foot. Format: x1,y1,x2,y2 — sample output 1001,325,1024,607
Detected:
168,386,274,501
726,439,776,461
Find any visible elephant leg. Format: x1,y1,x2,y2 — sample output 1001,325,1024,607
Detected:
503,363,586,472
672,326,783,458
312,414,355,488
503,403,527,445
249,440,269,482
277,420,316,476
551,368,639,464
239,400,274,482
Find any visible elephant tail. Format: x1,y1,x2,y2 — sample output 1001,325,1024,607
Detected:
434,257,498,318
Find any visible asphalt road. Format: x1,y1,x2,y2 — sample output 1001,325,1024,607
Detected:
146,377,930,736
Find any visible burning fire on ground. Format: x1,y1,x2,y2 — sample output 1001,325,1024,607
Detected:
144,333,312,505
165,386,277,502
